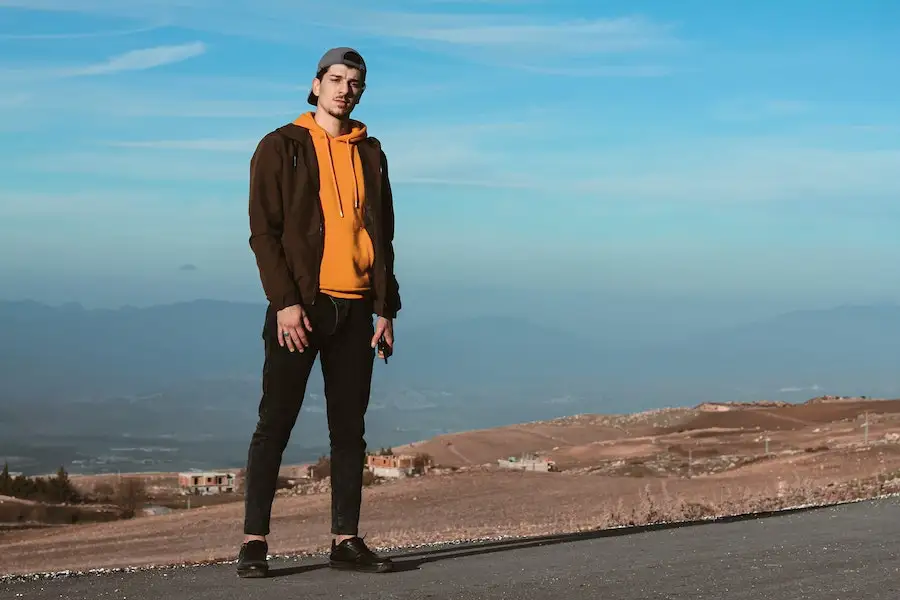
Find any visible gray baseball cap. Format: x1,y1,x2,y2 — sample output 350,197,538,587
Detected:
307,47,367,106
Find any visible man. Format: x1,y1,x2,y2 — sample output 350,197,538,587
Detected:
237,47,401,578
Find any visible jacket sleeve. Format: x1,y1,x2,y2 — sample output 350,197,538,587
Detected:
379,149,402,319
248,133,301,312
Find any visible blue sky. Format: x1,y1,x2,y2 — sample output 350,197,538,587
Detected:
1,0,898,329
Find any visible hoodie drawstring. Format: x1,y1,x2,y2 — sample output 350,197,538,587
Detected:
320,135,360,218
350,149,359,210
322,137,344,218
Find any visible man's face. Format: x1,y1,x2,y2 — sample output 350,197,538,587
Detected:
313,64,365,118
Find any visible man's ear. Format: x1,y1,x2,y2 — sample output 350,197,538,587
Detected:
311,77,321,97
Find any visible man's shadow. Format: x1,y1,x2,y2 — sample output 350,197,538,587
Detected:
266,500,826,578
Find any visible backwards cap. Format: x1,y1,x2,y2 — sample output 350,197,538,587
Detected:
307,47,367,106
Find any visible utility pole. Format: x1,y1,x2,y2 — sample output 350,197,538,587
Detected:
688,449,693,479
864,412,869,446
765,436,770,455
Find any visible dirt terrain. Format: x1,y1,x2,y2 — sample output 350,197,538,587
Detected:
2,396,900,577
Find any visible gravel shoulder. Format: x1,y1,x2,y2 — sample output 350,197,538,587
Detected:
5,496,899,600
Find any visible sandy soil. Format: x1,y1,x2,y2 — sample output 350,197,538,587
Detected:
2,396,899,577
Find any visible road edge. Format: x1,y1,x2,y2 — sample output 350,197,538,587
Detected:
3,491,898,583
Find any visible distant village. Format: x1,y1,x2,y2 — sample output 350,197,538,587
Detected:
177,449,556,496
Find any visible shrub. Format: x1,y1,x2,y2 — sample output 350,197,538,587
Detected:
113,478,148,518
362,470,377,487
310,455,331,481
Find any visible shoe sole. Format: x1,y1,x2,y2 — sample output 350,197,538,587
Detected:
328,560,393,573
237,565,269,578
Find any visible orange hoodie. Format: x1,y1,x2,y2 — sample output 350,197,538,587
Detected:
294,111,375,299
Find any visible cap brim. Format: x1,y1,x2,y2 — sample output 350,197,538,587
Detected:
307,90,317,106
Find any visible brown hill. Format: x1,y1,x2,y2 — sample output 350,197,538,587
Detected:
395,398,900,470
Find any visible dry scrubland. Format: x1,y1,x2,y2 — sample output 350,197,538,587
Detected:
2,396,900,577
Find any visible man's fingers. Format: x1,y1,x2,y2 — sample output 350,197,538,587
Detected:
286,329,299,351
278,326,297,352
302,312,312,332
371,322,386,348
286,326,306,351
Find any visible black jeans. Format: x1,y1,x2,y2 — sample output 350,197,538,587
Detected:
243,292,375,536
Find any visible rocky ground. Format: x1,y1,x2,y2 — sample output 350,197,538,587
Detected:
2,396,899,577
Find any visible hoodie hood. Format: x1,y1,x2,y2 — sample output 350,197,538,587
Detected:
293,111,368,144
293,112,368,218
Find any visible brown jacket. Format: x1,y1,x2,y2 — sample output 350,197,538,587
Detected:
248,123,401,318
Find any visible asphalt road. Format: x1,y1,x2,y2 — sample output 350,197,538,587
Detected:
5,498,899,600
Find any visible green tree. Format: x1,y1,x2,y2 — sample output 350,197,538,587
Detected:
10,473,33,499
0,462,10,495
50,466,80,503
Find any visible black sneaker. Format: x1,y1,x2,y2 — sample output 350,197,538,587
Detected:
236,540,269,578
329,536,393,573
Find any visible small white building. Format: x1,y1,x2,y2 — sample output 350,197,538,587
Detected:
498,454,556,472
178,471,236,494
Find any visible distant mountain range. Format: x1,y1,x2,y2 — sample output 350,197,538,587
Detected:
2,299,899,475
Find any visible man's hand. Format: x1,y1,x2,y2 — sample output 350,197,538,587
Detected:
371,317,393,360
277,304,312,352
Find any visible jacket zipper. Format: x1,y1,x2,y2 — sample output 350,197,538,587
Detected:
361,144,388,314
360,146,380,277
294,146,320,307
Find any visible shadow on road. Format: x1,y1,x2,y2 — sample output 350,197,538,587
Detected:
267,563,329,578
268,500,844,578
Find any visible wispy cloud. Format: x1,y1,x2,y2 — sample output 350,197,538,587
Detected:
107,138,257,151
712,99,812,122
0,73,299,120
0,189,227,218
61,41,207,76
573,142,900,203
0,41,209,83
843,124,900,133
0,25,160,40
358,14,676,53
96,126,900,204
333,12,683,74
382,122,900,201
517,64,673,77
12,150,247,182
0,0,175,13
0,92,30,107
0,2,682,72
418,0,543,4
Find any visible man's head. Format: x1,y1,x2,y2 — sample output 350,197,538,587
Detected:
308,47,367,118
